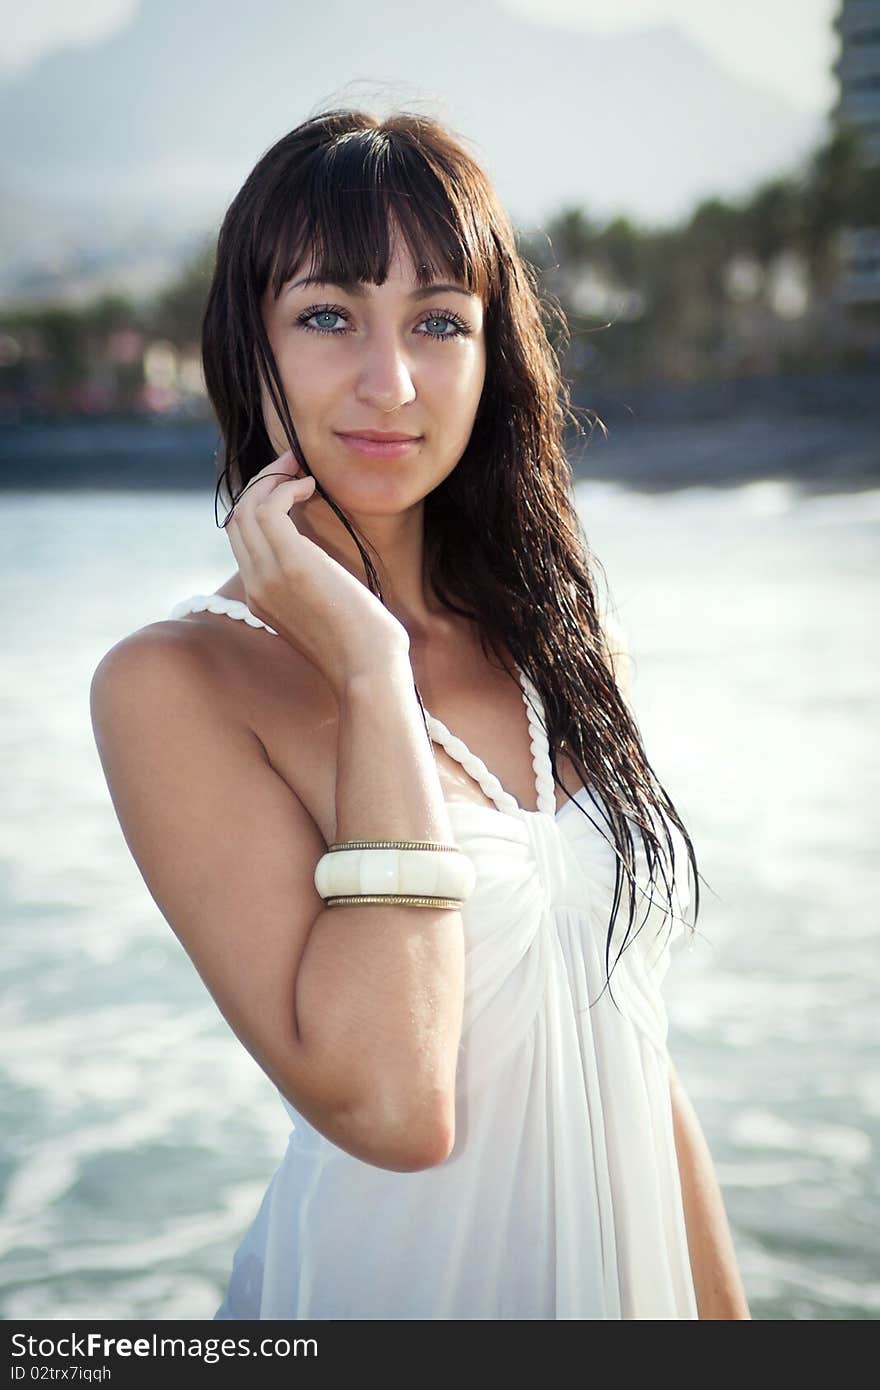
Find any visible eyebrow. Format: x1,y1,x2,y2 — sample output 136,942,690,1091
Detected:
282,277,475,301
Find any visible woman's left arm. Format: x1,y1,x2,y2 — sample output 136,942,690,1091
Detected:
668,1057,752,1319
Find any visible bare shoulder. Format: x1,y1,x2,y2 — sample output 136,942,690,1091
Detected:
91,615,226,686
88,617,286,853
90,611,270,740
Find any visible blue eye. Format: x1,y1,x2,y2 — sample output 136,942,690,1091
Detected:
417,314,469,340
303,309,346,333
296,304,472,343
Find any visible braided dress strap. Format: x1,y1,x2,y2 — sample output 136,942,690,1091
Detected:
518,670,558,817
169,594,279,633
423,712,523,818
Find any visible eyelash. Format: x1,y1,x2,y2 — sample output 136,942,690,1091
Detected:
295,302,473,343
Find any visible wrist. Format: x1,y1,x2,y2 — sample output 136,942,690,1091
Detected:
337,648,414,699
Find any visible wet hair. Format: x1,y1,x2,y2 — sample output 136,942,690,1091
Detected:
201,106,704,1008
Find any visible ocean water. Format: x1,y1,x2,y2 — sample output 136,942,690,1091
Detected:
0,475,877,1321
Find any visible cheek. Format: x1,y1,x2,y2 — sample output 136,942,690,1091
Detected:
458,335,486,389
431,341,485,398
259,351,315,436
267,350,333,415
473,347,487,401
259,377,288,451
458,346,487,416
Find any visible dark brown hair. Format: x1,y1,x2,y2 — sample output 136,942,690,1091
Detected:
201,107,703,1007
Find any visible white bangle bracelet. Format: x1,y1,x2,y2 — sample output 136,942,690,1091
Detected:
314,840,476,908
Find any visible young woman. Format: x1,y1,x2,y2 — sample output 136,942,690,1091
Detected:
90,109,750,1320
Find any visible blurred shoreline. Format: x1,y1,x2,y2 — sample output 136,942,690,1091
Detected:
1,368,877,495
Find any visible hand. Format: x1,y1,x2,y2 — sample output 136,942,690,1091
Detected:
224,451,411,694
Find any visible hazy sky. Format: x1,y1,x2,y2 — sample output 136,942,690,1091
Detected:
0,0,841,115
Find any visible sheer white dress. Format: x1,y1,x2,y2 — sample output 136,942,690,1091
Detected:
169,593,699,1320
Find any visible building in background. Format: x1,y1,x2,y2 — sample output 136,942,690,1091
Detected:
833,0,880,303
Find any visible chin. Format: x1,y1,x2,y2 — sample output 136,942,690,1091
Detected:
335,475,432,511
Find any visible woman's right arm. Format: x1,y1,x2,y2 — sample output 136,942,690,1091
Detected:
89,626,465,1174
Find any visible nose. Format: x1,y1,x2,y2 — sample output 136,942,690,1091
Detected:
354,329,417,413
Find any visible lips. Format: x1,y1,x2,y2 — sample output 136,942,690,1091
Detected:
336,430,422,441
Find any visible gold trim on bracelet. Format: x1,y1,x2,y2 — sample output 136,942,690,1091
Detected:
326,839,461,852
324,894,464,908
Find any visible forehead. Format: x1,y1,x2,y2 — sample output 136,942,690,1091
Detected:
280,247,474,298
255,137,497,307
265,205,486,309
278,274,478,306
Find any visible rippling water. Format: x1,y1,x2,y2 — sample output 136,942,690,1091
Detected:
1,476,877,1320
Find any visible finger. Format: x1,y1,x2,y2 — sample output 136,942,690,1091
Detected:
224,505,272,591
253,475,317,567
224,512,261,593
234,451,303,510
228,453,306,575
233,497,281,579
238,473,315,578
224,453,299,532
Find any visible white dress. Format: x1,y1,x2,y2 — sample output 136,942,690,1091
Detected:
169,593,699,1320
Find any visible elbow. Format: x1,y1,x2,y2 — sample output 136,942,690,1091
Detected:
376,1096,456,1172
390,1124,454,1173
409,1111,456,1170
277,1082,453,1172
283,1030,458,1172
346,1091,456,1172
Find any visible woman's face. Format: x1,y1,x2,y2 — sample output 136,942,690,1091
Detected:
259,228,487,517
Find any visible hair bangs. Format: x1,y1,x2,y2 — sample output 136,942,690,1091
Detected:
256,127,494,308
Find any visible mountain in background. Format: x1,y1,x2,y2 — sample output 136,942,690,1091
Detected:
0,0,825,305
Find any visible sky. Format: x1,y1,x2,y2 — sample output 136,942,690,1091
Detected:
0,0,841,115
